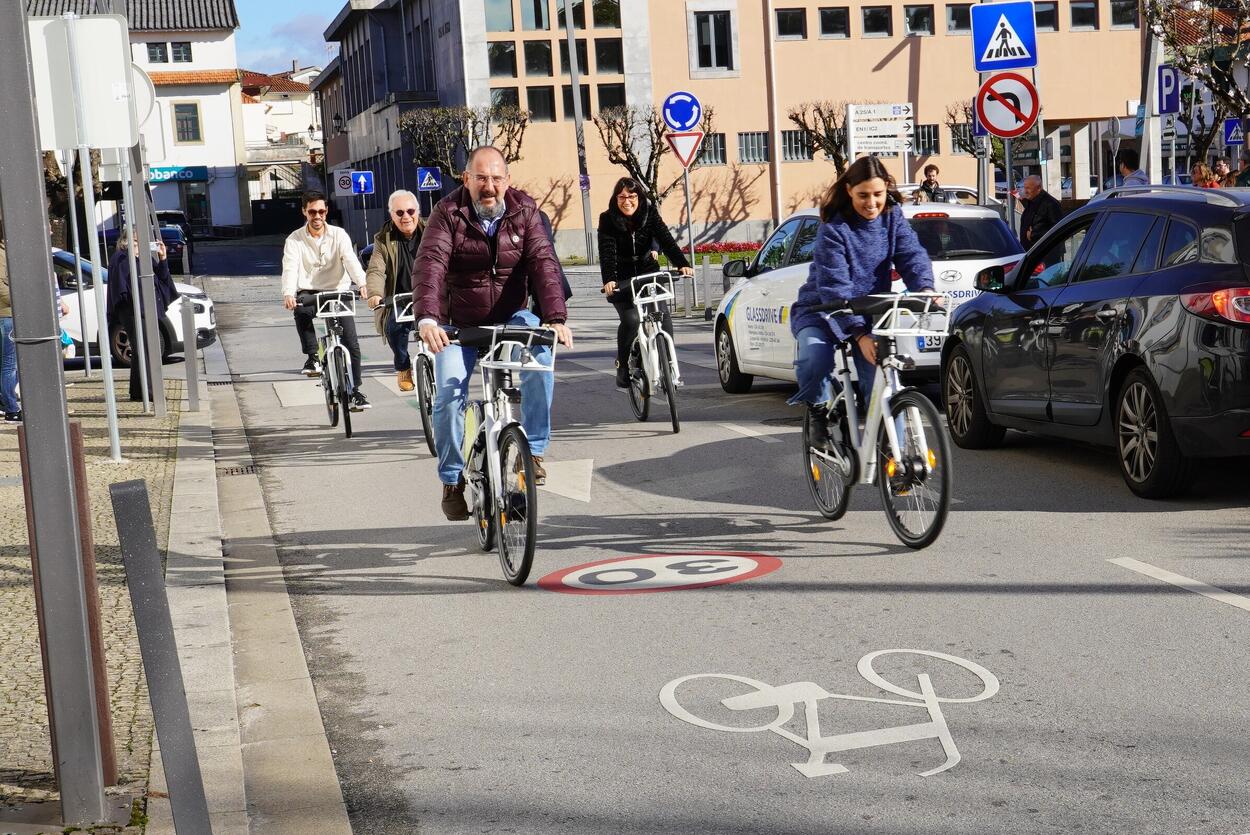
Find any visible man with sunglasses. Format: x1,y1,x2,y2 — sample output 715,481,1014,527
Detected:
281,191,371,410
366,190,424,391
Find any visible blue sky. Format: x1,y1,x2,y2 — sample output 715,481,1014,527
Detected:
234,0,343,74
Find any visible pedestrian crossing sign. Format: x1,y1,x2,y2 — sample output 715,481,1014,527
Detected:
971,2,1038,72
417,166,443,192
1224,118,1244,146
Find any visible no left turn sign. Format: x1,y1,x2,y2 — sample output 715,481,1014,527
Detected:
975,72,1039,139
537,552,781,595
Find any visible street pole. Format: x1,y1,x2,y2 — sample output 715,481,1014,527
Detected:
1005,138,1016,235
0,4,107,824
682,167,696,308
563,0,595,263
128,142,166,417
62,149,92,377
65,13,122,460
120,155,152,408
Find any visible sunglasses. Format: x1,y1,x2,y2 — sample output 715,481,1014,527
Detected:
306,209,328,216
392,208,418,217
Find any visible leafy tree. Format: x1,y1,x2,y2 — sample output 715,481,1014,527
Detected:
591,104,716,203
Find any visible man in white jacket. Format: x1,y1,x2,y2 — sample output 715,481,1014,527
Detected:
281,191,371,410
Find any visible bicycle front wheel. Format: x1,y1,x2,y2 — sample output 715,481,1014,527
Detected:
659,339,680,434
338,356,353,439
496,425,538,586
804,405,854,520
415,353,436,456
877,391,951,549
627,338,650,421
322,350,339,428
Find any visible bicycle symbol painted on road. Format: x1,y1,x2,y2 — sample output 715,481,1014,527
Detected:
660,649,999,778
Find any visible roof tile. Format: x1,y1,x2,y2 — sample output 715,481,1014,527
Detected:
25,0,239,32
149,69,241,85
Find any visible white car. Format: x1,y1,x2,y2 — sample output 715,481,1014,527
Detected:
713,203,1023,393
897,182,1005,210
51,248,216,365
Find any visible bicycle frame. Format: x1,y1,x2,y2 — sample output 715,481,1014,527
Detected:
629,270,681,389
390,293,435,364
314,292,356,398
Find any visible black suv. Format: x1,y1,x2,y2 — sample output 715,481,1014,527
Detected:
941,186,1250,498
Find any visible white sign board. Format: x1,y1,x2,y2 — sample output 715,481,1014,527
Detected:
28,15,137,152
334,168,354,197
853,103,913,121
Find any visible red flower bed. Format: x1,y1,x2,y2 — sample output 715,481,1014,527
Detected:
694,241,762,254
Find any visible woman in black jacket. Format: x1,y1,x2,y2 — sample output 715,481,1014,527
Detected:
597,177,693,389
107,232,180,402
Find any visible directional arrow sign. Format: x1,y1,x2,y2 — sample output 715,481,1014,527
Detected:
975,72,1040,139
350,170,374,195
854,103,913,120
857,137,913,152
853,120,914,136
666,130,704,168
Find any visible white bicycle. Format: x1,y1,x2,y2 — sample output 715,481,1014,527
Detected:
301,291,357,439
624,269,683,433
391,293,437,455
803,292,952,548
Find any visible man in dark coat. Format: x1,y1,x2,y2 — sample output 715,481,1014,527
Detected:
414,146,572,519
1017,175,1063,249
107,232,179,403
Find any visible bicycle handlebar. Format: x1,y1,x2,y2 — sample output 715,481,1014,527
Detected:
811,292,945,317
444,324,557,349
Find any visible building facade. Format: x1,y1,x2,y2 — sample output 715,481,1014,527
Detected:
241,68,324,200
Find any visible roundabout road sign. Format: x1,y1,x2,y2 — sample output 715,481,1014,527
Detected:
537,552,781,595
975,72,1039,139
662,91,703,132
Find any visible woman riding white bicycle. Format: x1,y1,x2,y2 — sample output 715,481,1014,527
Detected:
597,177,694,389
789,156,935,428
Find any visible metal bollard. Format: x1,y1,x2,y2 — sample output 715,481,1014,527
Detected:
702,259,714,320
682,272,693,318
180,298,199,412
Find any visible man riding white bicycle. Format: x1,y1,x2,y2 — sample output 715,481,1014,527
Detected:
789,157,936,437
414,146,572,521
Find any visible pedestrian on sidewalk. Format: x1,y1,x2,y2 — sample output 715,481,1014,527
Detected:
107,230,180,403
919,165,947,202
1191,162,1221,189
0,238,18,422
1214,157,1235,187
596,177,692,390
414,145,572,518
1116,148,1149,187
1017,175,1063,249
281,191,371,411
366,189,425,392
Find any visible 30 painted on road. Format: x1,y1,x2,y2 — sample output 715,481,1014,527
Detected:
538,552,781,595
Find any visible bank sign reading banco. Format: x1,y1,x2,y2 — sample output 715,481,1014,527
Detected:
149,165,209,183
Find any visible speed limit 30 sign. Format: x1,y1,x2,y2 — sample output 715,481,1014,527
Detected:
537,552,781,595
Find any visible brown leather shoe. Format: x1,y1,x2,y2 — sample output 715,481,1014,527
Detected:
532,455,546,486
397,368,415,392
441,480,469,521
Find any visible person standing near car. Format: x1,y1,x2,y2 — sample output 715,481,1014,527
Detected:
366,189,424,392
596,177,693,390
1116,148,1149,187
918,165,947,202
0,238,18,423
1017,175,1063,248
107,230,180,403
281,191,371,411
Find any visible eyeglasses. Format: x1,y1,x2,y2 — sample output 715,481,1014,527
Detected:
392,208,418,217
306,209,328,216
472,175,508,186
616,194,639,202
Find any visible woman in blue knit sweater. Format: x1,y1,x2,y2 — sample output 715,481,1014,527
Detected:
789,156,935,415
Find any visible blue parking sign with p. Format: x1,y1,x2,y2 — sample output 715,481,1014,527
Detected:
1157,65,1180,115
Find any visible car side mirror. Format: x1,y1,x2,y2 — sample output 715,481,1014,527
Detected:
975,265,1007,292
723,259,747,279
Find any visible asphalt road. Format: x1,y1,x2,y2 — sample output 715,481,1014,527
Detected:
199,239,1250,835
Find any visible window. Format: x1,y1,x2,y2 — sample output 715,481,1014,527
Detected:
562,84,591,119
1130,219,1165,273
597,83,626,111
491,87,520,108
557,0,586,29
695,11,734,70
911,217,1022,261
524,41,553,75
699,133,726,165
909,124,937,155
594,0,621,28
1024,224,1090,289
781,130,812,161
950,122,973,154
1161,220,1198,266
522,0,550,30
173,103,202,143
1071,0,1098,30
776,8,807,38
147,42,168,63
1111,0,1138,27
862,6,893,37
791,219,821,264
738,131,770,163
596,38,624,73
946,4,971,32
1201,228,1237,263
1035,2,1058,31
486,0,514,31
904,5,934,35
819,7,850,37
559,39,589,74
528,86,557,121
488,42,517,78
754,218,802,274
1075,213,1156,281
171,42,192,62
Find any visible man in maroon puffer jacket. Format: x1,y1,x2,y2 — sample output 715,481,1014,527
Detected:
415,146,573,521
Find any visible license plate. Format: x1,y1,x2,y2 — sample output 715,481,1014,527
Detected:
917,335,943,352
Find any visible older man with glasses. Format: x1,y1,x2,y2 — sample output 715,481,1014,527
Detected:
281,190,371,410
366,189,424,391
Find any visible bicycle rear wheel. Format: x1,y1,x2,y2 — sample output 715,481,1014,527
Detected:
322,349,339,428
415,353,436,456
659,339,680,434
877,390,951,548
496,425,537,586
803,404,855,520
338,356,353,439
627,338,649,421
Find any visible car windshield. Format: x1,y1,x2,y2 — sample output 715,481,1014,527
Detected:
909,216,1023,261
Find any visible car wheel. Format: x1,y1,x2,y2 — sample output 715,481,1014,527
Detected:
1115,367,1192,499
715,321,753,393
943,344,1005,449
109,321,132,368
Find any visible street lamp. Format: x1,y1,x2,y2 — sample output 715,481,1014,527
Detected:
332,113,343,133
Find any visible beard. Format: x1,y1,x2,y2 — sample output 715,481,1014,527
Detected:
474,199,505,220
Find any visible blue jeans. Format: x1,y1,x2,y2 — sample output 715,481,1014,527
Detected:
385,315,413,372
789,325,876,408
0,318,18,414
433,309,554,485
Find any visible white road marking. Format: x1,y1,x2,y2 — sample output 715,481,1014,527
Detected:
720,423,784,444
1108,557,1250,614
272,380,327,407
538,458,594,503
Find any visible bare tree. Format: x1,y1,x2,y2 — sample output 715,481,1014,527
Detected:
398,105,531,178
591,104,716,203
1142,0,1250,118
786,101,856,175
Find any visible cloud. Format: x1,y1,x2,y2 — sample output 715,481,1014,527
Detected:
238,13,337,74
